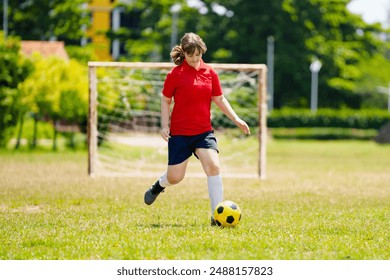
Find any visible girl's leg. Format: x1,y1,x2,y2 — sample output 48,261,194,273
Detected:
196,148,224,216
166,158,189,184
144,159,189,205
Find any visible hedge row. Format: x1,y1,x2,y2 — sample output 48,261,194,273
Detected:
270,127,378,140
212,108,390,130
268,109,390,129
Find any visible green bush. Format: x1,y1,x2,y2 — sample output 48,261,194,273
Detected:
0,34,33,147
270,127,378,140
268,108,390,129
212,108,390,131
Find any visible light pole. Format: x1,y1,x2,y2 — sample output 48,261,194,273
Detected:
310,59,322,112
267,36,274,112
80,3,88,47
112,7,124,60
170,4,182,50
3,0,8,40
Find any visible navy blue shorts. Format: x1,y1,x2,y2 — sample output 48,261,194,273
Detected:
168,130,219,165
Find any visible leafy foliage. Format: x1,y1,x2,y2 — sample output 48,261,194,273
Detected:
1,0,390,147
5,0,89,43
114,0,388,109
19,54,88,148
0,33,32,147
268,108,390,129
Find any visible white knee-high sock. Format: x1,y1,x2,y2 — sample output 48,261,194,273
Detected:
158,172,172,188
207,174,224,215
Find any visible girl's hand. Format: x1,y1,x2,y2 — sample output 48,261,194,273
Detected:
161,126,171,142
236,118,250,135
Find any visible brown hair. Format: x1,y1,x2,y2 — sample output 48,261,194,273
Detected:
170,32,207,65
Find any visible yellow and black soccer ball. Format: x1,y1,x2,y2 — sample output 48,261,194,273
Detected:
213,200,242,227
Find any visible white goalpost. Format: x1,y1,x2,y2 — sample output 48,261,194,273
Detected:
87,61,267,179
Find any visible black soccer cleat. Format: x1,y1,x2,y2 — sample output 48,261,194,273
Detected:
144,180,165,205
210,217,218,226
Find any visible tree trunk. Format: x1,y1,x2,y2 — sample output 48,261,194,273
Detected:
31,114,38,149
14,113,25,150
53,120,58,151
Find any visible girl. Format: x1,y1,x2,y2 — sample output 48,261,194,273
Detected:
144,32,250,225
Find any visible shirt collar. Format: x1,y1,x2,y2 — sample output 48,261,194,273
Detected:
183,58,207,70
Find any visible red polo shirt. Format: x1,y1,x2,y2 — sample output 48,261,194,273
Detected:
162,59,223,136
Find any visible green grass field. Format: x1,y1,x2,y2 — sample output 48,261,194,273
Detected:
0,138,389,260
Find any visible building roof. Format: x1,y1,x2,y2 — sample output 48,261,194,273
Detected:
20,41,69,60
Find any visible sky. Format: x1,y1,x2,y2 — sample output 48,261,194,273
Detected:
347,0,390,26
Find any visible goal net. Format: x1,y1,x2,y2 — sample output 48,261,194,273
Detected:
88,62,267,179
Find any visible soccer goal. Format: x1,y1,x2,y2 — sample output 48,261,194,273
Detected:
87,61,267,179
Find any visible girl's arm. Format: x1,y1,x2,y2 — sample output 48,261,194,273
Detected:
212,95,250,135
160,95,172,141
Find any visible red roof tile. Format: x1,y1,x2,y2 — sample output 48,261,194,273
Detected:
20,41,69,60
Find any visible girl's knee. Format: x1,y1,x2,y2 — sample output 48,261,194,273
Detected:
167,173,184,185
204,163,221,176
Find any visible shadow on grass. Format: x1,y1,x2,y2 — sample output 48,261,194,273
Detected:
133,223,190,228
135,223,213,229
151,223,184,228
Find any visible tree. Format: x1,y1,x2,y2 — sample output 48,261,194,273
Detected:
5,0,89,44
56,60,88,148
354,52,390,109
117,0,387,108
19,55,88,149
112,0,179,62
5,0,388,111
0,33,32,147
293,0,384,108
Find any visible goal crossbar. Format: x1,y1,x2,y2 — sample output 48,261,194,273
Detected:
88,61,266,71
88,61,267,180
